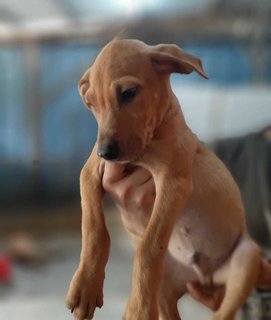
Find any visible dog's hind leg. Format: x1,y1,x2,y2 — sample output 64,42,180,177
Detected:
158,292,183,320
158,279,184,320
212,235,260,320
158,254,190,320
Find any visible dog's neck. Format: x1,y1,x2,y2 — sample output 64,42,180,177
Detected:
154,92,188,140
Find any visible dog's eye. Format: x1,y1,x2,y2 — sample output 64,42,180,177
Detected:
120,87,137,104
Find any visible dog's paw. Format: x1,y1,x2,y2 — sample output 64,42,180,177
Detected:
66,266,104,320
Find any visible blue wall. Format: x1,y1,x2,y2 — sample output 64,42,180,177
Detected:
0,43,99,206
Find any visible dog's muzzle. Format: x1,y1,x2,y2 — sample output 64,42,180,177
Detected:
97,141,119,160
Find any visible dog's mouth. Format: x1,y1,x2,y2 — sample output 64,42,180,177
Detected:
97,137,146,163
111,159,133,164
99,152,143,164
111,147,145,164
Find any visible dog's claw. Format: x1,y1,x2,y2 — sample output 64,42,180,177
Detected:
71,308,74,313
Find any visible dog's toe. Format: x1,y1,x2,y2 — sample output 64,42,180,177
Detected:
66,288,80,311
73,302,88,320
66,292,92,320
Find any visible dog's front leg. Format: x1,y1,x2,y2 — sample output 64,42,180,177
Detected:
66,144,110,320
124,158,193,320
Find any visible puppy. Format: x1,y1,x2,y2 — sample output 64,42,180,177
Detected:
66,39,262,320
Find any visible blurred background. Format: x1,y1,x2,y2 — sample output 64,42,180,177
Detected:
0,0,270,319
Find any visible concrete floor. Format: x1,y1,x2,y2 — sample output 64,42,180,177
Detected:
0,208,232,320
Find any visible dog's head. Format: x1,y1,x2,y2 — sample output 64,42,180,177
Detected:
79,39,207,162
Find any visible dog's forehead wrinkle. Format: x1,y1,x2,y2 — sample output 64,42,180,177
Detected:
107,54,145,78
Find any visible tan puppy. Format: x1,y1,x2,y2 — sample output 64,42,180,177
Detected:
66,39,262,320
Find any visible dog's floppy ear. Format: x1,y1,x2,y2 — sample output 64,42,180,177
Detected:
78,68,92,109
150,44,208,79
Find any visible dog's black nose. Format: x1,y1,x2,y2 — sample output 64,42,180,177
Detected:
97,141,119,160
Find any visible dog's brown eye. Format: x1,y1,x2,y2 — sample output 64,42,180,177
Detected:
120,87,137,104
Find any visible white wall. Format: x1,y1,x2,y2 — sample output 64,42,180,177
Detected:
173,84,271,142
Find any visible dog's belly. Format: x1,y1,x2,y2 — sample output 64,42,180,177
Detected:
120,201,243,280
168,204,242,273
